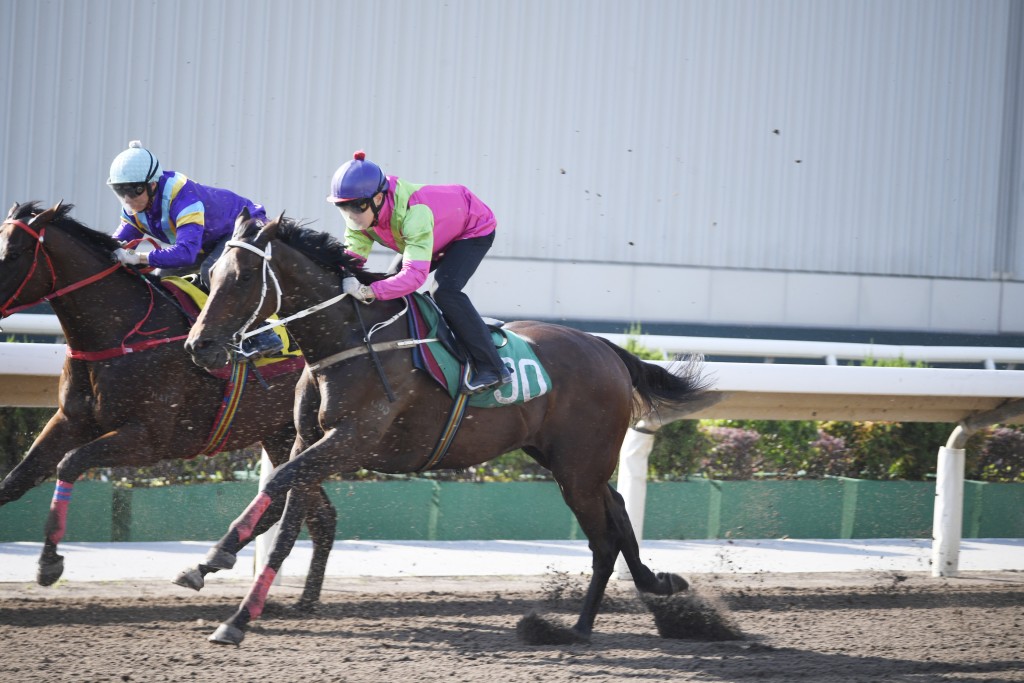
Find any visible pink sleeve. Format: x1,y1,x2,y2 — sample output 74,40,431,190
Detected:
368,259,429,300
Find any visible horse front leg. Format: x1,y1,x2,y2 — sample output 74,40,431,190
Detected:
208,486,312,646
172,491,289,590
37,425,154,586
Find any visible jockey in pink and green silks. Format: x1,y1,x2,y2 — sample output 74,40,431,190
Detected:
327,150,511,394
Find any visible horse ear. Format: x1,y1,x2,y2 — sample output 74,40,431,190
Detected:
28,200,63,227
232,207,252,238
6,202,18,220
258,211,284,242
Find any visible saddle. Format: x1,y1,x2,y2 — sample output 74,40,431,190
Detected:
406,292,551,408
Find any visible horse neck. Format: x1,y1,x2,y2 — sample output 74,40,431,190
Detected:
42,224,182,349
274,248,406,361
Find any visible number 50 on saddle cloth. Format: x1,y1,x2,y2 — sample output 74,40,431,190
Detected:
406,294,552,408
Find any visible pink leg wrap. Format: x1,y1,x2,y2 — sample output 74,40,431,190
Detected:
47,480,74,545
233,491,272,545
242,565,278,620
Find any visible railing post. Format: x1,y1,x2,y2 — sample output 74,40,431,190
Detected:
931,446,965,577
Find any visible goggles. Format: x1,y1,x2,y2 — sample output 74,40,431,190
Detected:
335,199,371,215
111,183,148,199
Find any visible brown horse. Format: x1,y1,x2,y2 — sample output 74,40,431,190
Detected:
0,202,335,605
183,210,711,646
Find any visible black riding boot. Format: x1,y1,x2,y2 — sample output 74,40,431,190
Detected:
438,295,511,394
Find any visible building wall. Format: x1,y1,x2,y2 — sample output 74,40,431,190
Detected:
2,0,1021,336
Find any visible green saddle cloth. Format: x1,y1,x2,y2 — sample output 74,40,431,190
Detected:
413,296,551,408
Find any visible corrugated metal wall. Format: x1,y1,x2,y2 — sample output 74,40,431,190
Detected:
1,1,1021,288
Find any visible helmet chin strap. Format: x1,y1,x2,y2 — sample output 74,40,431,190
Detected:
369,192,385,227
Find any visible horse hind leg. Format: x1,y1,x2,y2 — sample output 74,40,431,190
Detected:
605,484,688,596
523,473,624,644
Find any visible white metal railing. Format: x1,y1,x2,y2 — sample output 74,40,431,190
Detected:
593,332,1024,369
4,314,1022,368
0,314,64,340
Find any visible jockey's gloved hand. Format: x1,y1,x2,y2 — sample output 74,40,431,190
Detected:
342,277,375,303
113,248,148,266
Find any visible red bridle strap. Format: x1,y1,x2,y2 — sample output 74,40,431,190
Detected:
66,334,190,361
0,219,55,315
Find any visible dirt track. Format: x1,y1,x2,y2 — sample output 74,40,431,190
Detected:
0,571,1021,682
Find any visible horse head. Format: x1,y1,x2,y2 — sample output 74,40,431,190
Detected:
185,208,285,369
0,201,59,315
0,200,133,317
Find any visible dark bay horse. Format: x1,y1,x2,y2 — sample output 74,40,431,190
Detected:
0,202,335,604
183,211,711,646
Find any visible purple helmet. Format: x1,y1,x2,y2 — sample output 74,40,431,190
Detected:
326,150,388,203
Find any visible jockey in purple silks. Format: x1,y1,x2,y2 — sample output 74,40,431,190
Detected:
328,150,512,394
106,140,282,358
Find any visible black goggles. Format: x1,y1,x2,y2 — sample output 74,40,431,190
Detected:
112,183,148,199
335,198,372,214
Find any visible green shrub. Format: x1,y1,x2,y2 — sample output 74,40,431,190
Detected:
649,420,709,480
0,407,53,479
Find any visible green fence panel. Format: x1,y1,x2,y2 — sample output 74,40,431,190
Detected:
643,480,716,539
838,478,934,538
4,479,1020,543
126,481,258,541
0,481,113,542
964,481,1024,538
714,479,845,539
322,480,439,540
434,482,576,540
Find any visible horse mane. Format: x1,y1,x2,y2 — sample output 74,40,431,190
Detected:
239,216,387,284
14,201,123,253
13,201,162,286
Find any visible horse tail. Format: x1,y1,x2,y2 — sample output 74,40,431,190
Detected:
596,337,712,420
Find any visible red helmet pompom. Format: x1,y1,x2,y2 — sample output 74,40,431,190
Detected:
353,150,366,161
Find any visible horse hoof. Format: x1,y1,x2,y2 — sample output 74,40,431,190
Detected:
661,571,689,594
36,555,64,586
204,547,237,570
208,623,245,646
516,611,590,645
172,567,205,591
294,597,318,613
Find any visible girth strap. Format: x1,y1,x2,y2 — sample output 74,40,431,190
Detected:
417,375,471,472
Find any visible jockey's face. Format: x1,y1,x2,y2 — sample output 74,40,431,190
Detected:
114,182,154,215
336,192,381,230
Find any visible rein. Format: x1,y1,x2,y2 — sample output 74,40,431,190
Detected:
225,236,435,399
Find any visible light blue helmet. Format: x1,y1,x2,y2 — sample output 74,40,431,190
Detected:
107,140,162,186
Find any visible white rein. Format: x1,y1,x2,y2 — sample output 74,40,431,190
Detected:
224,238,411,345
225,239,348,341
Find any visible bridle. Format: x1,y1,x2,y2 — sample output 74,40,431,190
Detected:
223,236,349,355
0,216,121,316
